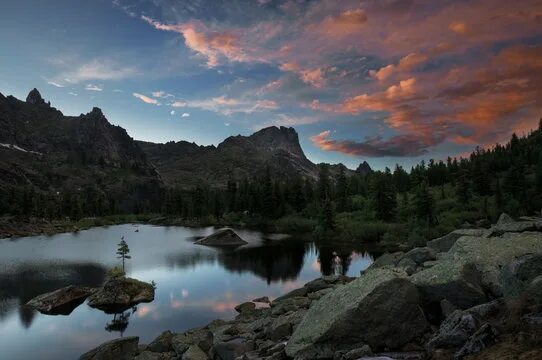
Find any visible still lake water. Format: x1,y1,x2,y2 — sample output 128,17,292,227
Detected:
0,224,375,359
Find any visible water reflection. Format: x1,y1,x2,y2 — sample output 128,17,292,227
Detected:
0,224,375,360
0,263,106,323
105,308,135,337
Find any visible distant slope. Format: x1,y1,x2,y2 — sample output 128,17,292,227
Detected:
137,126,321,187
0,89,163,211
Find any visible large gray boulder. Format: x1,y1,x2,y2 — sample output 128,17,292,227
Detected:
413,232,542,307
26,285,96,315
427,229,489,253
285,268,428,358
87,277,154,313
172,328,213,356
194,228,247,246
79,337,139,360
491,213,537,234
500,253,542,297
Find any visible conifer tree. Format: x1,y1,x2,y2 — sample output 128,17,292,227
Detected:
116,237,131,272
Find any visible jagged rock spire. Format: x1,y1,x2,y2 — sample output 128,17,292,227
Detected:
355,161,372,175
26,88,47,105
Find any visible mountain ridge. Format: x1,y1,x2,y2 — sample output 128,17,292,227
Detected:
0,89,371,197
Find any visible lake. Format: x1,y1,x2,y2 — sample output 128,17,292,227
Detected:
0,224,375,359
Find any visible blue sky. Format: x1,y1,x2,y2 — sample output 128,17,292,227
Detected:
1,0,542,170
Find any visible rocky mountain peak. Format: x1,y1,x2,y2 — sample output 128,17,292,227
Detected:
355,161,372,175
26,88,48,106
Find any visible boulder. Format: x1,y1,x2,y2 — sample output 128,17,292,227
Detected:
411,260,486,309
172,328,213,355
368,252,404,269
500,253,542,297
26,285,96,315
134,351,162,360
427,229,489,253
272,287,308,302
270,296,310,316
526,275,542,305
491,213,536,234
285,268,428,358
182,345,208,360
235,302,256,314
497,213,514,225
213,337,254,360
453,323,498,359
267,309,306,341
87,277,154,313
194,228,247,246
79,337,139,360
147,330,174,353
413,232,542,306
396,257,417,275
400,247,437,265
426,311,478,351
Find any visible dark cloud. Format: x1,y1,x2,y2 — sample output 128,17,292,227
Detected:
311,130,443,157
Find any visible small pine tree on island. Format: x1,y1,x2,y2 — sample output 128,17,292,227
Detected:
116,236,131,272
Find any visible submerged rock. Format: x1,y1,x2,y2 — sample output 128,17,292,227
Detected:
79,336,139,360
286,268,428,358
194,228,248,246
26,285,96,315
87,277,154,313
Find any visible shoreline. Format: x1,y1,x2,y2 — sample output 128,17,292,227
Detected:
79,214,542,360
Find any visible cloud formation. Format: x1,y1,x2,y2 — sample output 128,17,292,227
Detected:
311,130,436,157
133,0,542,159
133,92,159,104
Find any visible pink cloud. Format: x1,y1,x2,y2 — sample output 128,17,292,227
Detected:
142,16,248,67
133,93,159,105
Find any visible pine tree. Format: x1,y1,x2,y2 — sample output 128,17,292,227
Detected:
414,182,434,223
320,196,336,231
116,237,131,272
335,166,348,212
370,172,397,221
317,164,331,201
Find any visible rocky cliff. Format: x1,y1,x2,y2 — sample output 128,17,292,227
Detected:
0,89,163,211
137,126,319,187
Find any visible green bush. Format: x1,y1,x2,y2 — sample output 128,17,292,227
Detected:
273,215,317,234
107,266,125,279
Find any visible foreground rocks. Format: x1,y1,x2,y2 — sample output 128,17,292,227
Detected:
286,268,428,358
26,285,97,315
80,214,542,360
194,228,248,247
88,277,155,313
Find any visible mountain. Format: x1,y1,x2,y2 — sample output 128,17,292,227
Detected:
0,89,371,208
137,126,320,187
0,89,163,211
355,161,372,176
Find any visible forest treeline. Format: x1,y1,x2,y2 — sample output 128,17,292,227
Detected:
2,119,542,244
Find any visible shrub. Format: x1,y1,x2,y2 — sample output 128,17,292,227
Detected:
107,266,125,279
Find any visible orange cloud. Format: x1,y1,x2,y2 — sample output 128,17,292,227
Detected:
311,130,439,157
142,16,247,67
371,53,428,81
133,93,159,105
449,21,469,35
318,9,368,37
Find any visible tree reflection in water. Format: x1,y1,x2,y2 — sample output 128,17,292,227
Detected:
105,306,137,337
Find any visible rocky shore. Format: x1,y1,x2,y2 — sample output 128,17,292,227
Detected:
78,214,542,359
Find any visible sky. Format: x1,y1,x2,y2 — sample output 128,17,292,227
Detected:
1,0,541,170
